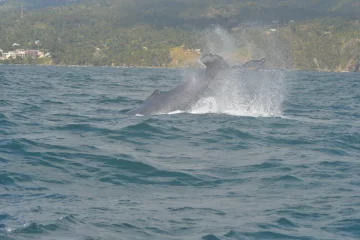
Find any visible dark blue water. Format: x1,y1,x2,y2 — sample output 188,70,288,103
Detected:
0,65,359,240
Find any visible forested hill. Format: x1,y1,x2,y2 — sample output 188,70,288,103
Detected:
0,0,88,8
0,0,359,71
2,0,360,26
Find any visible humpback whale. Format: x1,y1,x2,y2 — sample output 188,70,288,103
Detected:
127,53,266,116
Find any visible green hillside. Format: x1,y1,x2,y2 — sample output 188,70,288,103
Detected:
285,18,360,71
0,0,359,71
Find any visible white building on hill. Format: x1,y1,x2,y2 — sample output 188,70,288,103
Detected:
1,49,44,59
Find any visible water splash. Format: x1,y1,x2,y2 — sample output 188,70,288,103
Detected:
184,26,289,117
189,69,286,117
200,25,292,69
202,26,238,56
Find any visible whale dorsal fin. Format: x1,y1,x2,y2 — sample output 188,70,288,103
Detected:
146,89,160,100
200,53,230,80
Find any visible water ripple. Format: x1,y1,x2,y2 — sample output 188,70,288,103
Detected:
0,66,359,240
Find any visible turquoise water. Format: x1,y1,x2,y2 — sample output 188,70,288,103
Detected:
0,65,359,240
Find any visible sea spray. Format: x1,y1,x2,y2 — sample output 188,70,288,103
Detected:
187,26,287,117
200,25,292,69
190,69,286,117
201,26,238,56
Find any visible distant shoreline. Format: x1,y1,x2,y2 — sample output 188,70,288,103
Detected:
0,62,192,70
1,62,357,73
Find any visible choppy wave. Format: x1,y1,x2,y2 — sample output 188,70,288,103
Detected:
0,66,359,240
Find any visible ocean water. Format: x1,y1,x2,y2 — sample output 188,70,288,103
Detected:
0,65,359,240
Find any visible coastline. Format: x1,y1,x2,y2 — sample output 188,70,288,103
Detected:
1,62,357,73
0,62,193,70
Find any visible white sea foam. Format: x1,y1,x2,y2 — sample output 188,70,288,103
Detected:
168,110,185,115
189,69,286,117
